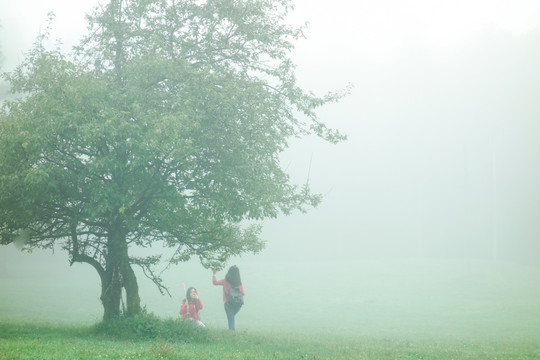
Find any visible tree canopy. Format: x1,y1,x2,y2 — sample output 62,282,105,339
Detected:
0,0,347,320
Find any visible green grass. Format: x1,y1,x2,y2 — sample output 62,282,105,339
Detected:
1,317,539,359
2,257,540,358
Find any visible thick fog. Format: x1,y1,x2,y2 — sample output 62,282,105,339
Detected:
1,0,540,336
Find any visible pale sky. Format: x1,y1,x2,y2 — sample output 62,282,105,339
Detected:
2,0,540,71
293,0,540,51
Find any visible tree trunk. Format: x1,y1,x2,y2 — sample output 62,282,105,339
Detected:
121,261,142,317
68,222,123,321
101,220,142,321
101,264,122,321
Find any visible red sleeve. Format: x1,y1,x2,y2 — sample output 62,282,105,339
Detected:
196,298,203,310
179,300,187,315
239,284,245,296
213,275,225,285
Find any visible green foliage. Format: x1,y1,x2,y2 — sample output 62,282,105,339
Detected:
0,0,348,319
0,0,344,252
93,312,210,343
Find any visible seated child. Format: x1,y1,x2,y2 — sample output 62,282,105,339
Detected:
179,286,205,327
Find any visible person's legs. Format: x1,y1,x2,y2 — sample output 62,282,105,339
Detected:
224,302,235,330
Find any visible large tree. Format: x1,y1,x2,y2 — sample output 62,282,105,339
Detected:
0,0,346,321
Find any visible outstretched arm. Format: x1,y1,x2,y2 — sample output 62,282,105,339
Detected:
212,271,225,285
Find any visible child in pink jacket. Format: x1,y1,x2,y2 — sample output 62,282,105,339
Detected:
179,286,205,327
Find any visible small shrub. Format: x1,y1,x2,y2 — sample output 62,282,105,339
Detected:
93,312,209,343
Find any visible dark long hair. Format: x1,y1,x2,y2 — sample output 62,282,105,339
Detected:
185,286,197,304
225,265,241,287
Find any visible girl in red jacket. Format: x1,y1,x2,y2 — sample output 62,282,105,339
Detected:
179,286,205,327
212,265,245,330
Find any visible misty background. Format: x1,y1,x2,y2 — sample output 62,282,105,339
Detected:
1,0,540,337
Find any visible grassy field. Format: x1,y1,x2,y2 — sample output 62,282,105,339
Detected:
1,317,540,360
1,248,540,359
